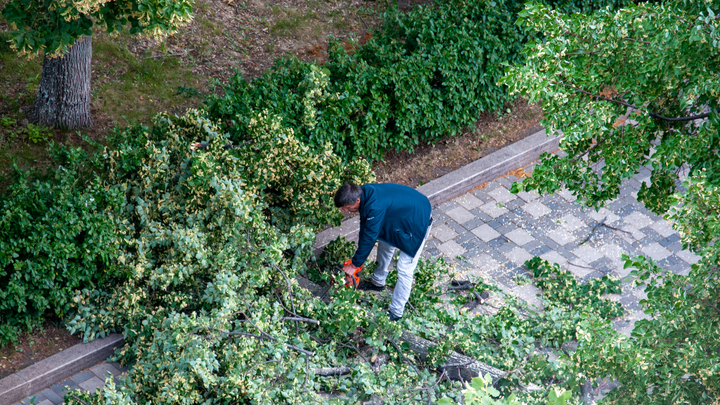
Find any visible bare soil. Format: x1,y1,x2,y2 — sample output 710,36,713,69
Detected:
0,322,81,379
375,99,543,187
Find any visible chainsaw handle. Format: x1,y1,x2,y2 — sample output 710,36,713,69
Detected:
343,260,362,288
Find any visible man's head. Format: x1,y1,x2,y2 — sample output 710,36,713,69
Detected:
335,182,362,213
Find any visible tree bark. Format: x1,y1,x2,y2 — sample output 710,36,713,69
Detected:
28,35,93,129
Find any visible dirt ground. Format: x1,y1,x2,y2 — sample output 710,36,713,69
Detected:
375,99,543,186
0,322,82,379
0,0,543,372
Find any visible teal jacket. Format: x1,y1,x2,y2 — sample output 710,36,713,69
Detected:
352,183,432,267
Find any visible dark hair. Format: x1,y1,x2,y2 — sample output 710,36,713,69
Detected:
334,182,362,207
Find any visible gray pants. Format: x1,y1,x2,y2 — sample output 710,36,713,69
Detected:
370,222,433,318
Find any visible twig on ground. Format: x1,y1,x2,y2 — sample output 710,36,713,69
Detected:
144,49,194,59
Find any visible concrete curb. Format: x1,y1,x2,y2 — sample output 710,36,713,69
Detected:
313,128,560,254
0,334,124,404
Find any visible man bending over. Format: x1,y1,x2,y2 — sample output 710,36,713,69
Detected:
334,182,433,321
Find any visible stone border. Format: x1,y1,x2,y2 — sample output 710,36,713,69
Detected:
0,334,124,404
313,128,560,254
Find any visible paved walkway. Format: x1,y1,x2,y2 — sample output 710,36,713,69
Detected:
421,164,698,335
16,163,700,404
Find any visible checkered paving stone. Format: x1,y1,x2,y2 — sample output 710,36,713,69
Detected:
421,170,700,338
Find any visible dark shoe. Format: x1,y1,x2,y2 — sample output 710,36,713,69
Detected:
387,311,401,322
358,279,385,292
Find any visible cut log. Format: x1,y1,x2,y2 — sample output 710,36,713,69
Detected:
399,331,541,392
315,366,351,376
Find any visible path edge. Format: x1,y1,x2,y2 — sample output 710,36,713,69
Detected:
0,334,124,404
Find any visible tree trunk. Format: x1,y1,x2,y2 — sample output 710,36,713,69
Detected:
28,35,93,129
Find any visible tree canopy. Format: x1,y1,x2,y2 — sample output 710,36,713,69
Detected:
2,0,193,57
503,0,720,214
504,1,720,403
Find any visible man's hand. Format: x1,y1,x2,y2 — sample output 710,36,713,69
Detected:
342,263,357,277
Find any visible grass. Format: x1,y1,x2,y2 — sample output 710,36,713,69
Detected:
0,28,208,174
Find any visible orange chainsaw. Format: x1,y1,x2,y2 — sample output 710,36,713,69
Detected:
340,259,362,288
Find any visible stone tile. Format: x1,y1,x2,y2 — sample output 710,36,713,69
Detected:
639,227,663,243
547,228,576,246
504,228,535,246
79,376,105,394
71,370,95,384
529,245,551,256
505,199,525,211
572,245,603,264
488,186,516,204
496,240,519,254
455,194,485,210
91,362,122,379
504,247,534,266
511,284,544,309
471,224,501,242
40,388,63,405
425,238,440,249
496,223,518,234
556,187,577,202
516,189,540,202
479,202,509,218
454,232,476,245
649,220,676,238
470,208,493,222
522,201,552,218
497,176,517,188
522,240,544,252
619,223,646,241
446,206,476,224
426,248,441,257
614,204,636,218
676,249,700,265
464,247,483,259
109,362,129,373
540,250,568,266
485,181,503,191
486,219,501,229
531,237,557,253
51,380,79,397
438,240,467,257
641,243,671,261
471,189,494,203
438,201,460,213
461,218,485,231
666,234,681,243
37,401,53,405
22,394,46,405
596,243,625,264
470,254,501,270
558,214,585,232
487,236,508,249
431,224,458,242
446,220,467,235
623,212,654,229
667,241,683,253
567,261,593,278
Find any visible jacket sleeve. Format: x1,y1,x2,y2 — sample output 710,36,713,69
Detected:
352,206,385,267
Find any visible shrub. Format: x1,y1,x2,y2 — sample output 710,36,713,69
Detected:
204,0,634,162
0,145,124,345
